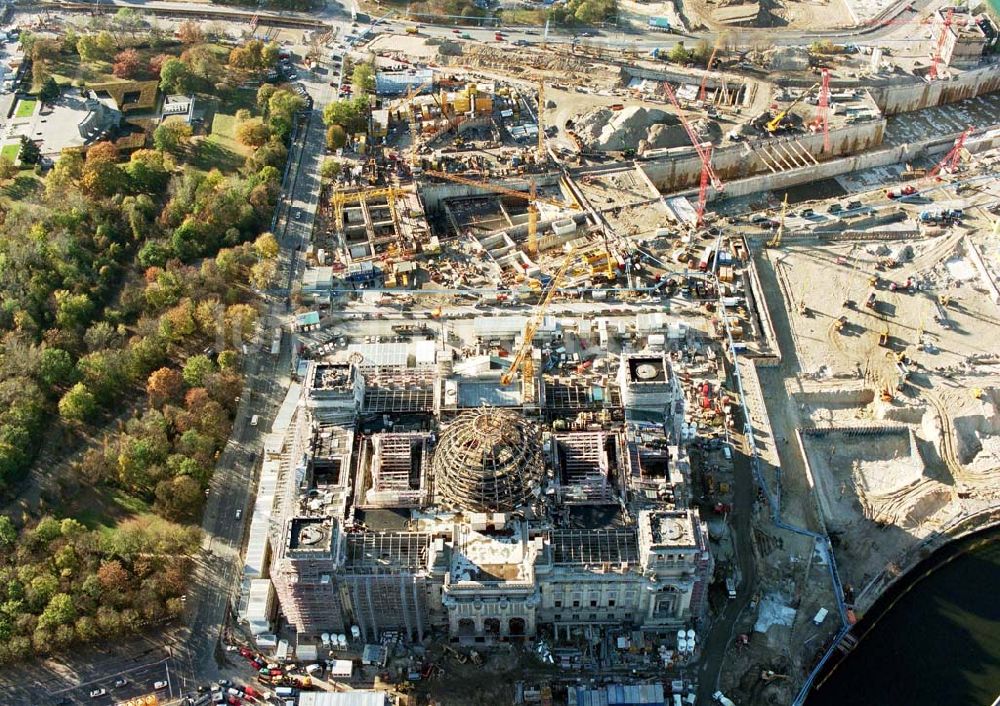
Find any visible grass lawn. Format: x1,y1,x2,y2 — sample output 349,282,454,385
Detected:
14,98,37,119
189,90,259,174
1,142,19,162
72,486,153,531
499,8,548,24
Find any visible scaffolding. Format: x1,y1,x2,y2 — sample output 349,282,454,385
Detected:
554,432,615,505
432,409,544,512
364,433,430,507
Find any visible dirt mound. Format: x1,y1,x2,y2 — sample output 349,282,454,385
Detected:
766,46,810,71
575,106,678,152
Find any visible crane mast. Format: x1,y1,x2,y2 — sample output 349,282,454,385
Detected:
500,247,577,390
662,81,723,228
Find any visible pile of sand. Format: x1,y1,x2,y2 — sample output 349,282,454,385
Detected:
573,106,720,153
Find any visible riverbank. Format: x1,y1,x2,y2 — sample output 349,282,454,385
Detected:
806,524,1000,705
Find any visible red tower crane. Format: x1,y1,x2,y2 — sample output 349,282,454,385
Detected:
929,126,973,177
816,68,831,154
663,81,724,229
929,8,953,80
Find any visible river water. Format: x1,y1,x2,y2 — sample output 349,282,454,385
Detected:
806,529,1000,706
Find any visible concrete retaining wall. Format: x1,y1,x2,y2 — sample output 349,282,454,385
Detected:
638,120,885,193
791,387,875,406
742,248,782,362
419,174,566,211
676,127,1000,202
869,65,1000,116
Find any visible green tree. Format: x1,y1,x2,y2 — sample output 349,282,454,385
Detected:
58,383,97,423
256,83,276,110
351,62,375,93
217,350,239,371
76,34,99,62
38,594,76,632
96,31,116,57
153,122,192,154
54,290,94,330
0,516,15,546
138,241,171,268
320,159,341,180
18,137,41,166
669,43,691,63
37,348,76,391
159,58,193,93
38,76,60,105
182,355,215,387
323,97,368,133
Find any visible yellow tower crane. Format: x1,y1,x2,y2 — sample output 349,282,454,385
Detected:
422,169,579,256
500,246,577,399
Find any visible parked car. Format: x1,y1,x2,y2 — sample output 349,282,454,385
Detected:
90,688,108,698
153,680,168,690
113,678,128,688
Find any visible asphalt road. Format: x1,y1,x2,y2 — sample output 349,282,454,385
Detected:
696,447,758,705
177,64,336,686
52,0,934,50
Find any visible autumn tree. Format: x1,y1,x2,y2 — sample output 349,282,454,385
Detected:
112,48,142,79
250,259,277,291
154,475,203,521
177,20,204,44
146,368,185,408
253,232,280,260
235,120,271,148
326,124,347,150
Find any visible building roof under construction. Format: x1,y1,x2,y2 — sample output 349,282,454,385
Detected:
432,409,544,512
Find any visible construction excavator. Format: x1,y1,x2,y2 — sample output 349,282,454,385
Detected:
766,82,820,133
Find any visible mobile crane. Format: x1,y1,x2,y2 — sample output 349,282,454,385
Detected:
766,82,820,134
